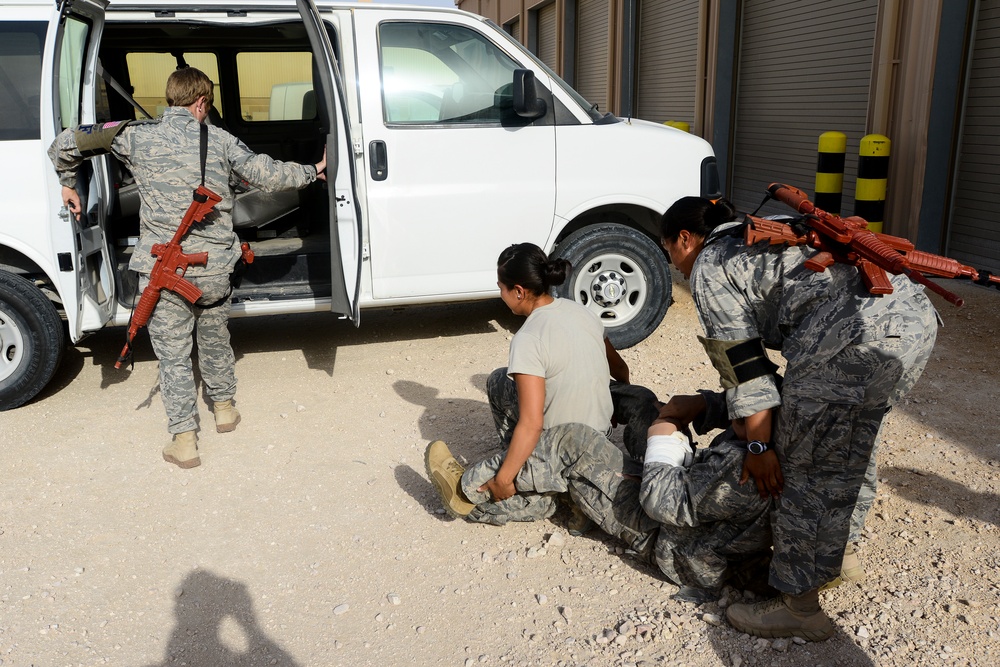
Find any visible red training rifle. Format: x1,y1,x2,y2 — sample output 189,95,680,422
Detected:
115,184,223,368
744,182,1000,307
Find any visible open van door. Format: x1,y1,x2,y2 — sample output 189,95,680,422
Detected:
50,0,116,339
296,0,361,324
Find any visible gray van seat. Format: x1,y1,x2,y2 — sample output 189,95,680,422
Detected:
115,180,300,229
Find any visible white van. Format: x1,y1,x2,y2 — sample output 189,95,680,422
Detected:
0,0,721,409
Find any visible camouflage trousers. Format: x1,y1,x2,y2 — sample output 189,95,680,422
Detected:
140,272,236,434
460,422,659,555
486,368,657,457
460,421,773,592
771,297,937,594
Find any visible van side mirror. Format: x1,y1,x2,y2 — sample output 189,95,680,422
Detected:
512,69,546,119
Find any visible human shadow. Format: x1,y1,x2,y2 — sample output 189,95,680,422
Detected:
143,569,300,667
880,465,1000,527
392,376,495,455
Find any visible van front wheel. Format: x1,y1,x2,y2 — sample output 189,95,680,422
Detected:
552,224,671,349
0,272,65,411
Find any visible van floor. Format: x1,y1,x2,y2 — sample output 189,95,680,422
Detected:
112,227,332,307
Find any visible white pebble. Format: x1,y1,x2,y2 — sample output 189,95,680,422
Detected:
333,604,349,616
387,593,401,605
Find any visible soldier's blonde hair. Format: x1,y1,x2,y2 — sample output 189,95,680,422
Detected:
165,67,214,108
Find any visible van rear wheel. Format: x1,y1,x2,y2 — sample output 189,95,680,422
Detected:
0,272,65,410
553,224,671,349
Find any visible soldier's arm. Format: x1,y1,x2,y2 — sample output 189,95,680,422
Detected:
225,131,319,191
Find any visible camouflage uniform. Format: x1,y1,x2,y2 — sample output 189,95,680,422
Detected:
690,222,938,594
463,390,774,594
49,108,318,434
486,366,658,458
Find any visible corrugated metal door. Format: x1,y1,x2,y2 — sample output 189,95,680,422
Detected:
537,3,558,69
949,0,1000,273
730,0,878,217
507,18,521,43
575,0,609,112
635,0,699,125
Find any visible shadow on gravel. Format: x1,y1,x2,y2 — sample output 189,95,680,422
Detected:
392,377,493,452
707,626,876,667
143,569,299,667
41,299,516,401
881,466,1000,527
395,463,455,522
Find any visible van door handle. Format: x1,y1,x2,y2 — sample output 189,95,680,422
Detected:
369,140,388,181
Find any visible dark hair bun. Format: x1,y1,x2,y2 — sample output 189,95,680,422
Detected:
707,199,737,227
544,258,571,287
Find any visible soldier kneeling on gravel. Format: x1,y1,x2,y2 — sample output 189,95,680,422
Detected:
426,385,779,603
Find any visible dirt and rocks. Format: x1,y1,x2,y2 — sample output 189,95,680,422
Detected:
1,271,998,667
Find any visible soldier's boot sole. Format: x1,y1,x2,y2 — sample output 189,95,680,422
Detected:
424,440,475,519
163,431,201,469
214,400,241,433
567,504,594,536
726,596,835,641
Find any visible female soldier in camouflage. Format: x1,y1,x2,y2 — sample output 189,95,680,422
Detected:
660,197,937,640
49,67,326,468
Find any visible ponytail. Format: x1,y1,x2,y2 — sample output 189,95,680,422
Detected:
497,243,570,295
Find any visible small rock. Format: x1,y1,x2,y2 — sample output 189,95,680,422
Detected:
333,604,349,616
536,594,547,605
772,638,789,652
296,404,306,412
856,625,870,638
387,593,401,605
702,613,723,627
547,532,566,548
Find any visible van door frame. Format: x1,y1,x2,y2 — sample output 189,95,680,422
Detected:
295,0,362,324
50,0,116,341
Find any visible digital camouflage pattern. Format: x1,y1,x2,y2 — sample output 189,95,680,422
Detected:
460,418,774,594
48,107,317,277
690,224,938,593
49,107,319,436
485,367,656,458
139,273,235,434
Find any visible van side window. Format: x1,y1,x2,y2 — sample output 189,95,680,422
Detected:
378,22,519,125
0,21,47,140
124,53,221,119
235,52,316,121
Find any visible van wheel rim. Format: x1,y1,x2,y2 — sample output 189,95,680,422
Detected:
571,252,647,326
0,309,25,383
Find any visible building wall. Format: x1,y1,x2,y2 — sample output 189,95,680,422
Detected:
456,0,999,270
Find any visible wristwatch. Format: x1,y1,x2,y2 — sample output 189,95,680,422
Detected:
747,440,769,455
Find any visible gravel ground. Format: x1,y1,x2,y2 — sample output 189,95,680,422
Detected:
0,270,998,667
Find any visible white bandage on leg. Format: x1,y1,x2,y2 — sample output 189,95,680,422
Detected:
644,432,692,468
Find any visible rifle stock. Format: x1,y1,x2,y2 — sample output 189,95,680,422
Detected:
742,183,1000,307
115,185,222,368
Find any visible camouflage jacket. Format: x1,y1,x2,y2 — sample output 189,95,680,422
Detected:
48,107,318,276
690,221,934,416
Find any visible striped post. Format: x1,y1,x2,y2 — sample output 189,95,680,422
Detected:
664,120,690,133
855,134,890,233
815,131,846,214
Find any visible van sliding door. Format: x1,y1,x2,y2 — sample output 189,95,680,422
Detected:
51,0,115,340
295,0,361,325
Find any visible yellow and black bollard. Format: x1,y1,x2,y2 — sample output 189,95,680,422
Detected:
815,131,846,215
664,120,690,133
855,134,890,233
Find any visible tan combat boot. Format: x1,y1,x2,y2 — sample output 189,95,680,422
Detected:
840,543,866,582
820,543,866,591
424,440,475,518
214,400,241,433
567,503,594,536
725,588,835,641
163,431,200,469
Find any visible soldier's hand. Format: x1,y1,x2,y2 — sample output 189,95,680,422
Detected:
740,450,783,499
62,186,81,221
314,146,327,182
658,394,705,426
479,475,516,502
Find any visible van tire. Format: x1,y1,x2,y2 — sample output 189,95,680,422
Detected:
0,272,65,411
552,224,671,349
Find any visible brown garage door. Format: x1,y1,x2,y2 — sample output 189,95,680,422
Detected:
949,0,1000,273
537,3,558,69
575,0,610,112
635,0,699,125
729,0,878,217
